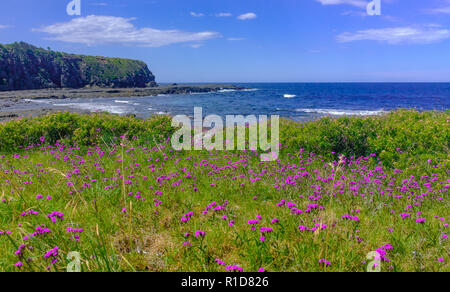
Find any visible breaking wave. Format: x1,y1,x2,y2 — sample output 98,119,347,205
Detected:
53,103,128,114
295,108,387,116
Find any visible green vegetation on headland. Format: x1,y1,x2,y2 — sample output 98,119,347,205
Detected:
0,42,156,91
0,110,448,272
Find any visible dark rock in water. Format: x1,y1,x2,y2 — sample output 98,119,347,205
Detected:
0,42,156,91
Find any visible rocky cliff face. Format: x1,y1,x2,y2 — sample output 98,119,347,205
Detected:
0,42,156,91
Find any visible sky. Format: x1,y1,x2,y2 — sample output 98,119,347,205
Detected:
0,0,450,82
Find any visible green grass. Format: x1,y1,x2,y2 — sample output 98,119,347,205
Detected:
0,110,448,272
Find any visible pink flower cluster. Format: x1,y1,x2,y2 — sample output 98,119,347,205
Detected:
47,211,65,223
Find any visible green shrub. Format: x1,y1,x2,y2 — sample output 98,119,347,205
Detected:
0,112,175,150
280,110,448,166
0,110,447,166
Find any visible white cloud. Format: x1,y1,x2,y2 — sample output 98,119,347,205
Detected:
190,12,204,17
237,13,257,20
0,25,9,29
336,26,450,44
227,37,245,41
216,12,232,17
427,6,450,14
33,15,220,47
426,0,450,14
315,0,368,8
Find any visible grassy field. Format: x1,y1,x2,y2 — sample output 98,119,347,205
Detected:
0,110,448,272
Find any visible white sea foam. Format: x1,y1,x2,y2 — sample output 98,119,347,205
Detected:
218,89,237,93
53,103,128,114
218,88,258,93
114,100,140,106
295,108,387,116
283,94,297,98
24,99,52,104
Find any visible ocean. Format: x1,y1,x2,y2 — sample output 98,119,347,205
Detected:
27,83,450,121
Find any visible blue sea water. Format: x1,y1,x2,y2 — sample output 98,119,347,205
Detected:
35,83,450,121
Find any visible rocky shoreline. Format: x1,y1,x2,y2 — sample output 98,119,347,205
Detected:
0,84,244,100
0,107,92,122
0,84,244,122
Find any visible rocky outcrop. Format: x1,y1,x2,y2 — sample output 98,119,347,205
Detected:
0,42,156,91
0,84,245,100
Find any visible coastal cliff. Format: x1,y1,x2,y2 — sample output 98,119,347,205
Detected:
0,42,156,91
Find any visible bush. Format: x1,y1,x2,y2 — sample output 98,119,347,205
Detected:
280,109,448,165
0,110,448,166
0,112,175,150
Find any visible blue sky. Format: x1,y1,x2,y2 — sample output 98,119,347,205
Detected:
0,0,450,82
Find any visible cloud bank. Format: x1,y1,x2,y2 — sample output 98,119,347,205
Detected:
33,15,220,47
427,6,450,14
337,26,450,44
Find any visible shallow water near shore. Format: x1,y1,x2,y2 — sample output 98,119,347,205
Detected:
10,83,450,121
